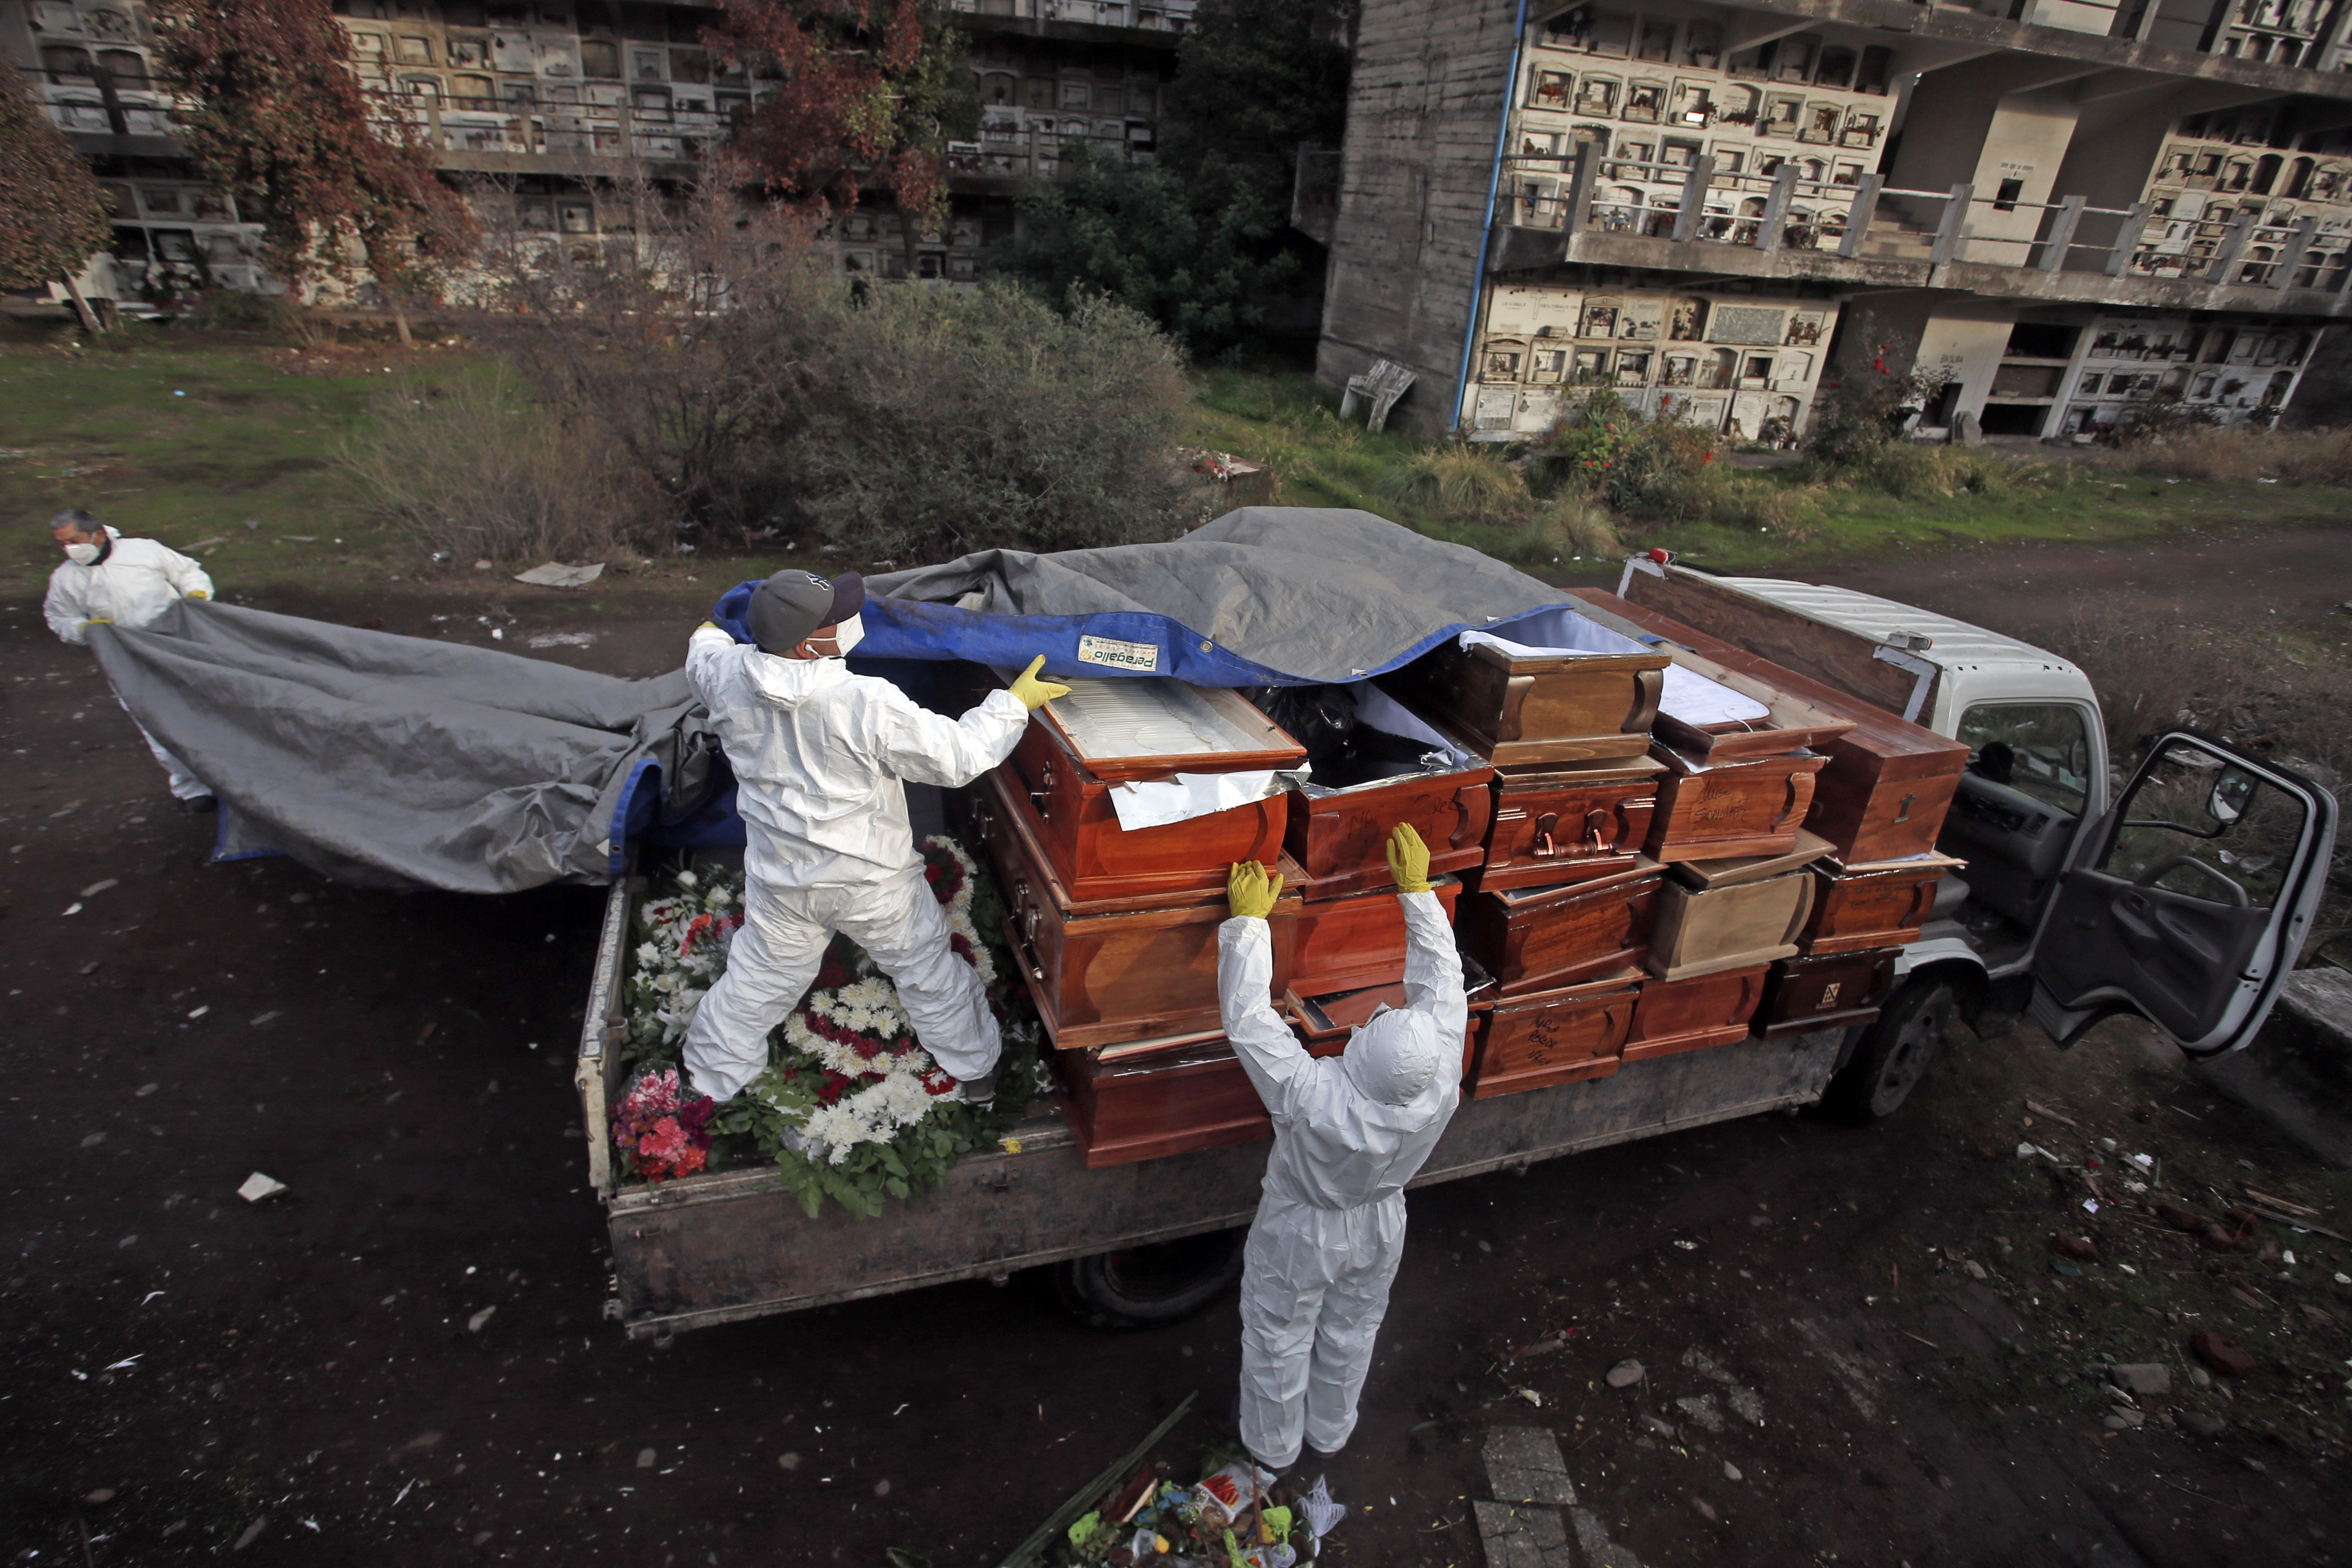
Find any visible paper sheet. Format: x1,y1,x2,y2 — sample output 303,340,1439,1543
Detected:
1108,769,1288,831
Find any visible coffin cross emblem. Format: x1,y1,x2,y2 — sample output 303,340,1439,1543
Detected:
1896,793,1915,823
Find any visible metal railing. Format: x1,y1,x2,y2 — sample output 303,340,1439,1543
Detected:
1500,147,2352,295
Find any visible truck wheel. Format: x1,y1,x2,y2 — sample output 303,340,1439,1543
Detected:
1053,1229,1247,1330
1824,978,1956,1125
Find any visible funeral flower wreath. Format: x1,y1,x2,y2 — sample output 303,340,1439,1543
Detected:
615,835,1042,1217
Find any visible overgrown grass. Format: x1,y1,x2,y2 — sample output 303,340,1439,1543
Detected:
0,317,402,600
2096,421,2352,485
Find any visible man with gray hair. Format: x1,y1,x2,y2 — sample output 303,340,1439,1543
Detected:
42,508,218,808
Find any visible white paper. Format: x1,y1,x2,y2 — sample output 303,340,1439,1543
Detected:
1108,769,1284,831
238,1171,288,1203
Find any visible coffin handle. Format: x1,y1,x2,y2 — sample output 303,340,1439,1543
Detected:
1780,873,1817,946
1449,782,1487,850
1625,665,1664,736
1769,774,1804,831
1530,812,1559,859
1005,880,1046,981
1584,807,1612,852
1618,898,1643,947
1902,877,1940,928
1028,760,1053,819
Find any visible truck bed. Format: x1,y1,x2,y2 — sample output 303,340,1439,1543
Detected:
581,881,1845,1337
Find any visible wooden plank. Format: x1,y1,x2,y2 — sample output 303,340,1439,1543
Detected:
603,1027,1847,1337
1583,577,1925,716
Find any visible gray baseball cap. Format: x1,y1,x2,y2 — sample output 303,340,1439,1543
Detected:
745,569,864,655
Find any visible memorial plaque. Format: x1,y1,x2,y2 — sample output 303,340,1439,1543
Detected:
1708,305,1787,345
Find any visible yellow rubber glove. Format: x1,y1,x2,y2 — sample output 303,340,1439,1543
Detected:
695,619,720,631
83,617,113,627
187,590,210,600
1007,654,1072,712
1386,822,1433,894
1227,859,1283,920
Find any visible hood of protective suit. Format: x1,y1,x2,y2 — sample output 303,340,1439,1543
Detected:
737,644,847,710
1340,1005,1447,1106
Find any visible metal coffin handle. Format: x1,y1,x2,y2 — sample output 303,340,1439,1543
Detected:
1028,759,1053,819
1005,878,1046,981
1531,812,1560,858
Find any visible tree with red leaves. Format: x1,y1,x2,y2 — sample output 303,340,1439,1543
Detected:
148,0,475,332
0,52,115,331
704,0,977,246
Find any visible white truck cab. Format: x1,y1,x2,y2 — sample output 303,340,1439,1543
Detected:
1614,557,2338,1121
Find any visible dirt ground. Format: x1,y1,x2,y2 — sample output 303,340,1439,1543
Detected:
6,526,2352,1568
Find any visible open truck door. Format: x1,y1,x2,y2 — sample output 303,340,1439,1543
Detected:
2029,730,2337,1059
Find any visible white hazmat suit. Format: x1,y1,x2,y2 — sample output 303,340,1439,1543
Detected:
43,526,216,801
680,626,1031,1101
1219,888,1466,1471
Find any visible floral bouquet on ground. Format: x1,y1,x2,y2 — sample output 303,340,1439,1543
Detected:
617,836,1044,1217
609,1067,715,1183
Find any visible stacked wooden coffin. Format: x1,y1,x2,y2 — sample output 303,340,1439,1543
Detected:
967,596,1969,1168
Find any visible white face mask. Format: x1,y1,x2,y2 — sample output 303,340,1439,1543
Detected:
830,613,864,658
65,541,103,566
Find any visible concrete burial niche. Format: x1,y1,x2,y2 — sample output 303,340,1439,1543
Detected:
2194,966,2352,1167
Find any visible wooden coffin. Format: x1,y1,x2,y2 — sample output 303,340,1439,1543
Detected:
1755,948,1897,1038
1057,1038,1271,1169
1000,721,1291,904
1478,755,1665,892
1458,860,1662,997
1378,637,1667,766
1647,869,1815,981
1570,589,1971,864
978,771,1305,1050
1290,876,1465,997
1800,853,1965,955
1285,765,1495,901
1025,675,1307,782
1644,744,1826,864
1467,972,1643,1098
1622,963,1772,1062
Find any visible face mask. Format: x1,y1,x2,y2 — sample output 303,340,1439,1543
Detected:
65,541,103,566
831,614,864,658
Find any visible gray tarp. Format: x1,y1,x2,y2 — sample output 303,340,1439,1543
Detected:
864,507,1572,685
92,600,716,893
90,510,1565,892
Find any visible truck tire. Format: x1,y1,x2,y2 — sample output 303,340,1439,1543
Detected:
1053,1229,1248,1330
1824,977,1956,1125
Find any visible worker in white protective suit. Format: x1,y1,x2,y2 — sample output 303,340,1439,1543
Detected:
680,569,1070,1105
41,508,218,809
1219,823,1466,1473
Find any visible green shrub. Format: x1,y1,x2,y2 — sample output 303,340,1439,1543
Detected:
789,283,1192,561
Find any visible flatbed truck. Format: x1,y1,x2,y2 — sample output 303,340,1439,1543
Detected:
577,559,2334,1338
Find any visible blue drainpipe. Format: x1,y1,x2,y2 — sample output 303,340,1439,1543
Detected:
1449,0,1533,437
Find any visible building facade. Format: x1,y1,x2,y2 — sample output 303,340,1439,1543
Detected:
1316,0,2352,439
1,0,1191,306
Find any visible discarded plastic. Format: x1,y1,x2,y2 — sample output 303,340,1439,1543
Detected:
1297,1477,1346,1538
514,562,606,589
237,1172,287,1203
